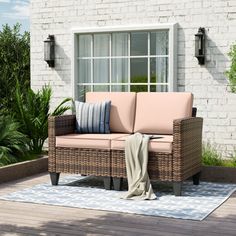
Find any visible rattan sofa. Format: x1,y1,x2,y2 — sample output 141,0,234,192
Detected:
48,92,203,196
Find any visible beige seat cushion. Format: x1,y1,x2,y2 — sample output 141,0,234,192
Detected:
56,133,129,150
134,92,193,134
111,135,173,153
86,92,136,133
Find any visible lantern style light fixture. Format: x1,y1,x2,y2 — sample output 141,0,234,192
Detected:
44,35,55,67
195,27,205,65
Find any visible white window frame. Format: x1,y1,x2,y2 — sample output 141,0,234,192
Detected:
71,23,177,100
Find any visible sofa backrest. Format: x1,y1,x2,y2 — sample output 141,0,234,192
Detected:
86,92,136,133
134,92,193,134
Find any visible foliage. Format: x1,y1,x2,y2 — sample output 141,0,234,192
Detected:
226,43,236,93
202,143,224,166
202,143,236,167
13,84,72,154
223,153,236,167
130,76,148,92
0,115,28,166
130,76,166,92
0,23,30,111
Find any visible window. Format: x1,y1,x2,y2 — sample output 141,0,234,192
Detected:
73,24,177,101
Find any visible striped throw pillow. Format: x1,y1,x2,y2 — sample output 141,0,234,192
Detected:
75,100,111,134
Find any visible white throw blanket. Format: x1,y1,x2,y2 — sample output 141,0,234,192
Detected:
122,133,156,200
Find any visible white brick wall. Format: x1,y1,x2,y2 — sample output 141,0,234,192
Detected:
30,0,236,157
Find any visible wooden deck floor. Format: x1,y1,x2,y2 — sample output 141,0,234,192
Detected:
0,173,236,236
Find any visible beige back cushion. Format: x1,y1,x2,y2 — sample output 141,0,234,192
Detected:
86,92,136,133
134,92,193,134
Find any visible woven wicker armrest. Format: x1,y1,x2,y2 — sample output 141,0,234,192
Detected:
172,117,203,181
48,115,76,172
48,115,76,136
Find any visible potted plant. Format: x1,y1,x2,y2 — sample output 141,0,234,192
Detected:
201,143,236,183
0,85,71,184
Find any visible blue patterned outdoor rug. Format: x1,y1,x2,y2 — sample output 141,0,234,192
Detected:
0,175,235,221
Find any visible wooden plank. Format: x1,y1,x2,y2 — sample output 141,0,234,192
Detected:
1,206,236,236
0,157,48,184
1,173,236,236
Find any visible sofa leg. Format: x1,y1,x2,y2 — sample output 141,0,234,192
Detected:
103,177,112,190
173,182,182,196
113,177,123,191
50,172,60,186
193,172,201,185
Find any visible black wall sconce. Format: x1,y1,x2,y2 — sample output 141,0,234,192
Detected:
195,27,205,65
44,35,55,67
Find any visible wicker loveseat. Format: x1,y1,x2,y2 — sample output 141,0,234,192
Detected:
48,92,203,196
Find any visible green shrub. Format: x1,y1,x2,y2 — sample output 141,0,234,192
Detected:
14,84,72,154
226,43,236,93
202,143,224,166
0,115,28,166
231,157,236,167
0,24,30,111
224,153,236,167
202,143,236,167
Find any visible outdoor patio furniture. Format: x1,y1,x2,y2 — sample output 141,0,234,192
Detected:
48,92,203,196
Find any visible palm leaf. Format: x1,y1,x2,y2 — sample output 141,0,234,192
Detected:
0,114,27,166
52,98,72,116
13,84,71,153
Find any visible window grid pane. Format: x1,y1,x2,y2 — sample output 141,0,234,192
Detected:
148,32,150,92
78,35,92,57
128,33,130,91
111,58,129,83
109,33,112,92
130,32,148,56
112,33,129,56
94,34,109,57
78,59,91,83
93,85,110,92
150,57,168,83
93,59,109,83
77,85,91,102
77,30,169,97
150,31,169,55
77,55,168,59
130,58,148,83
111,85,128,92
91,35,94,91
